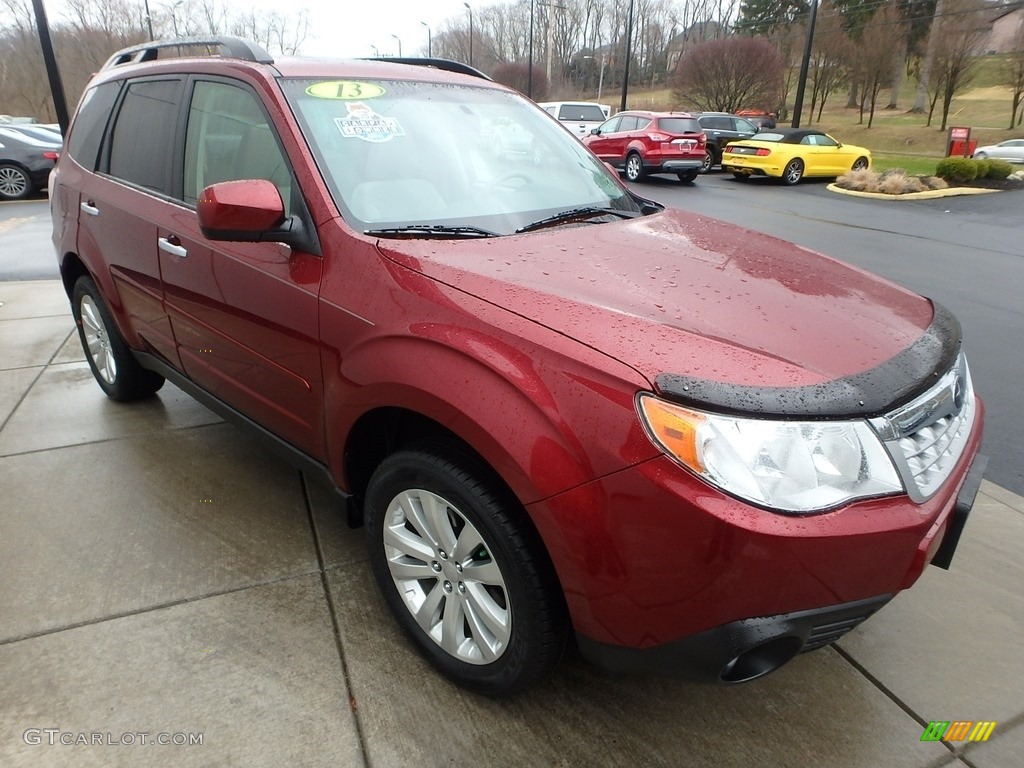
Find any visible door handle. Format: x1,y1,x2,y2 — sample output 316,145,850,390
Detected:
80,201,99,216
158,236,188,259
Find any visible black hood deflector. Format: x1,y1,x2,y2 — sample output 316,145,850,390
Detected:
655,301,961,419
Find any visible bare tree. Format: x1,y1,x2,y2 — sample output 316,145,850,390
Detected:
1005,24,1024,129
851,1,905,128
808,2,849,123
927,0,987,130
670,36,785,113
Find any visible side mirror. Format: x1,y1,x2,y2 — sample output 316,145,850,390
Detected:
590,128,600,135
198,179,286,242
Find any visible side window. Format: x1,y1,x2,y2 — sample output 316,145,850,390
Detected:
734,118,757,133
67,81,121,171
107,79,183,193
635,118,652,131
815,134,838,147
599,116,621,134
618,116,639,132
703,117,730,130
183,80,292,215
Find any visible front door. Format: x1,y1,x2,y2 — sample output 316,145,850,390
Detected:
157,77,325,457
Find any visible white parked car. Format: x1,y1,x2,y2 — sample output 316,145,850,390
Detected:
972,138,1024,163
538,101,611,138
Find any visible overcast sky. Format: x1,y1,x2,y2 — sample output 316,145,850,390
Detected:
215,0,498,58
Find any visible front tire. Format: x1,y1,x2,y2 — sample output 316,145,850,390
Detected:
624,152,645,182
72,276,165,401
364,447,567,697
0,164,32,200
782,158,804,185
852,156,869,171
677,170,698,183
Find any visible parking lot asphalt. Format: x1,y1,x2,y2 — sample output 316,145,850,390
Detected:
2,276,1023,767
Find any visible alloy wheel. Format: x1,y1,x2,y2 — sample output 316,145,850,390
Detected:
0,166,29,199
382,488,511,664
79,294,117,384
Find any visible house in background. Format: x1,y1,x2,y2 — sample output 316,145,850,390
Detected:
986,2,1024,54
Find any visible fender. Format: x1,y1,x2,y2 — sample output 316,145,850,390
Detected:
324,325,658,507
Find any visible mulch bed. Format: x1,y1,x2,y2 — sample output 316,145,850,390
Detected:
965,177,1024,191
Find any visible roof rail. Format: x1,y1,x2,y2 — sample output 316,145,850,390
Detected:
101,36,274,71
358,57,492,82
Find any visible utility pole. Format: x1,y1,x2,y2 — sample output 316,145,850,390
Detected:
527,0,535,98
30,0,70,133
620,0,635,113
539,2,566,83
791,0,819,128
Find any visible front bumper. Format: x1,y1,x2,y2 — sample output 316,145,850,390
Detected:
526,402,985,679
577,594,892,683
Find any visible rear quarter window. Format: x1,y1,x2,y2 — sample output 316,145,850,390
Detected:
107,78,184,193
66,82,121,170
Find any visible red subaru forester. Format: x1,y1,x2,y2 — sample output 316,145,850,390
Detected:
50,37,985,696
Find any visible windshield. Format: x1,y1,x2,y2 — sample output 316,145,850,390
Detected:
281,78,639,236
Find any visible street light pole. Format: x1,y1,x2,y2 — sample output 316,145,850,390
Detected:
464,3,473,67
143,0,154,40
370,44,379,57
420,21,431,57
391,34,402,57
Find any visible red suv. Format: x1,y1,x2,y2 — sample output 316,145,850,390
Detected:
582,110,706,183
51,37,986,697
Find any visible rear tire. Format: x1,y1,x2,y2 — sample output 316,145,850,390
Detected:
364,446,567,697
677,171,698,183
0,163,32,200
624,152,645,182
700,150,715,174
731,171,748,181
782,158,804,185
72,276,165,401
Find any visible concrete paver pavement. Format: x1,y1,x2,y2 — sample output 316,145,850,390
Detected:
2,279,1021,767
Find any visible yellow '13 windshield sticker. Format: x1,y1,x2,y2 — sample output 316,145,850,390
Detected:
306,81,385,100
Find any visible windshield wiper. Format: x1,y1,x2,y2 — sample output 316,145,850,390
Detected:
365,225,498,239
515,206,642,234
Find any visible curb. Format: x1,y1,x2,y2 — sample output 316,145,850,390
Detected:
826,184,1000,200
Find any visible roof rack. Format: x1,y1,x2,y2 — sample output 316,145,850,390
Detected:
101,36,274,71
358,57,492,82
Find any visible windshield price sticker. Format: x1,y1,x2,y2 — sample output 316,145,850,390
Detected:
335,102,404,143
307,81,385,100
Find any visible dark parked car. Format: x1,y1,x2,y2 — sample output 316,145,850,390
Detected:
693,112,759,173
0,127,60,200
582,110,705,183
51,36,985,697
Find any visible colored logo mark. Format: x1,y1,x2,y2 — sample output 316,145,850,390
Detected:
921,721,996,742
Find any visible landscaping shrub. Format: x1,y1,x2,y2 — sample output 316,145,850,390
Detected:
835,168,879,192
920,176,949,190
935,157,978,184
973,158,991,178
986,159,1013,180
878,171,925,195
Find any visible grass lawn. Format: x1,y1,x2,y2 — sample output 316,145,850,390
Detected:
580,54,1024,162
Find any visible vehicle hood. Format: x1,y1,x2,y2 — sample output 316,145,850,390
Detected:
374,209,951,417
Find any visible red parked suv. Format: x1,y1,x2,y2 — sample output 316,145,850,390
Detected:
582,110,706,183
51,37,986,697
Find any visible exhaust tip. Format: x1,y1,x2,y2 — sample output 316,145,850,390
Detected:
719,636,802,683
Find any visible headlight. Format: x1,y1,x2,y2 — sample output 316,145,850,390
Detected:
637,394,903,513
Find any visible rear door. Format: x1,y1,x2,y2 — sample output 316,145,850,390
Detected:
155,76,325,457
73,77,184,366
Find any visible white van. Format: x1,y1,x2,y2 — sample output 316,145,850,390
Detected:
538,101,611,138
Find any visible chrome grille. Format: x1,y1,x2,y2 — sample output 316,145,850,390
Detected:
870,354,975,503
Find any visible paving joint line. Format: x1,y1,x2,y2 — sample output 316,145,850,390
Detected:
0,569,320,648
301,471,372,768
0,327,75,434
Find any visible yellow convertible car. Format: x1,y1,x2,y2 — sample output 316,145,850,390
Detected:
722,128,871,184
